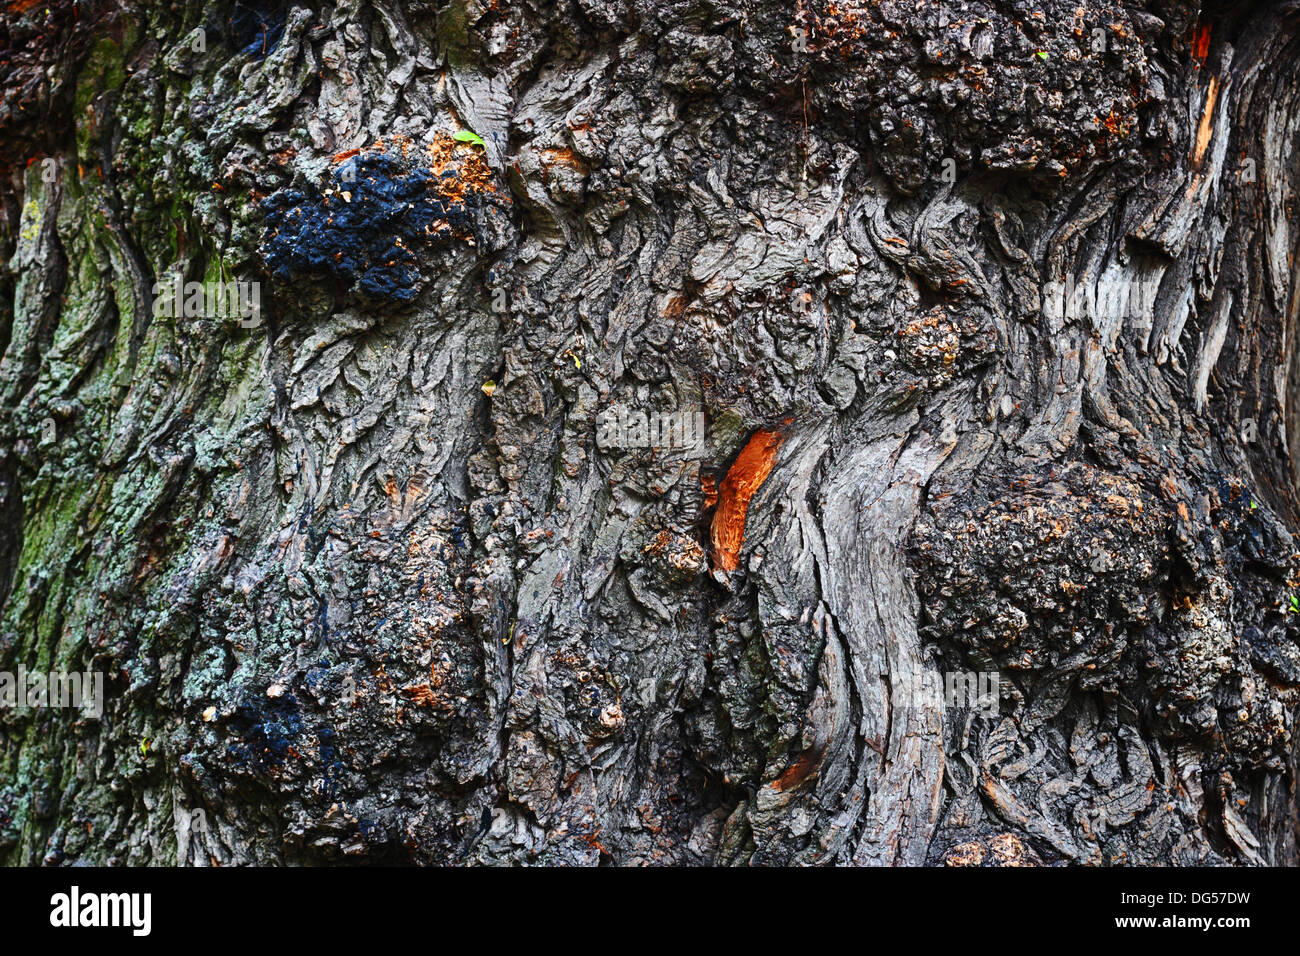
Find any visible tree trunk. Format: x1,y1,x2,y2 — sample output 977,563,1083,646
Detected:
2,0,1300,866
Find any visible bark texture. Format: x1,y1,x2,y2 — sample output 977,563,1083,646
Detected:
2,0,1300,865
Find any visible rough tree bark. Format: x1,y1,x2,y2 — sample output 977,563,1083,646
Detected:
2,0,1299,866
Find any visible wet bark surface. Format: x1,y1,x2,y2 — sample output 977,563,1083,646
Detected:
2,0,1299,865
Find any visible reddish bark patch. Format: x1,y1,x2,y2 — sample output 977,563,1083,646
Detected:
700,473,718,510
772,747,823,792
710,429,786,573
539,146,589,176
1192,24,1212,64
401,683,450,712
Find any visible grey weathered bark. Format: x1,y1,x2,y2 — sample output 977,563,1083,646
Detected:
2,0,1299,865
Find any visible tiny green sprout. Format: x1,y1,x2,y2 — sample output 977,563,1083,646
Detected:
1250,500,1258,510
140,737,150,758
453,129,486,148
1036,50,1048,60
1290,595,1298,613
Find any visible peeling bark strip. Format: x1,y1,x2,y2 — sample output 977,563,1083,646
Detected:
710,429,787,573
3,0,1300,867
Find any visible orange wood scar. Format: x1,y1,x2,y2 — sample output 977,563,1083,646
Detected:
710,428,786,573
539,147,590,175
1192,74,1219,167
772,747,824,792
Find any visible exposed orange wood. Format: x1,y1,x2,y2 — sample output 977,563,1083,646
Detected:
1192,24,1212,64
700,473,718,510
1192,75,1218,167
539,147,590,176
772,748,823,792
710,429,786,572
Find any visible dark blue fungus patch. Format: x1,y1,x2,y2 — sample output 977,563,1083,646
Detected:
259,153,476,304
222,0,287,58
226,694,305,776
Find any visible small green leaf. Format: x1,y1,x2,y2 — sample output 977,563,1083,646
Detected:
453,129,486,148
1036,50,1048,60
1290,595,1298,612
